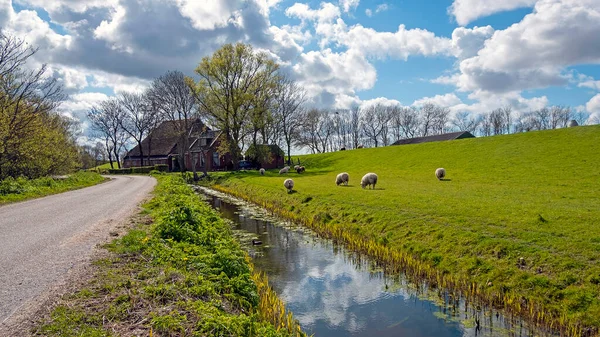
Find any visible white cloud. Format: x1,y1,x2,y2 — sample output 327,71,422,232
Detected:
174,0,239,31
451,0,600,94
360,96,402,108
449,0,537,26
579,79,600,91
585,93,600,113
365,8,372,17
375,4,388,13
451,25,494,60
339,0,359,13
286,2,341,23
293,48,376,95
412,93,463,108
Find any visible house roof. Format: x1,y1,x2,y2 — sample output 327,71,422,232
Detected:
245,144,285,157
124,119,207,158
188,130,223,152
391,131,475,146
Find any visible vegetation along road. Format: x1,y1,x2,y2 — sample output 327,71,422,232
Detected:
0,175,155,329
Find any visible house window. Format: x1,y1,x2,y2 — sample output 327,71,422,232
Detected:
213,152,219,166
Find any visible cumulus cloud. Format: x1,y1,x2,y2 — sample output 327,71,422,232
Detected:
585,93,600,113
443,0,600,94
451,25,494,60
449,0,537,26
293,48,376,106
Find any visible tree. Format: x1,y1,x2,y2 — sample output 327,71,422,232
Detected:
419,103,437,137
87,98,128,169
349,106,362,149
273,76,305,164
361,104,391,148
550,106,571,129
191,43,279,169
118,91,158,167
451,111,481,133
148,70,197,172
390,106,419,141
0,32,67,179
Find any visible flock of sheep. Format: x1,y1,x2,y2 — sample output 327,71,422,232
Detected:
262,164,447,193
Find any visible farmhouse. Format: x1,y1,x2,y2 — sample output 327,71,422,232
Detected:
122,119,233,172
391,131,475,146
244,144,285,169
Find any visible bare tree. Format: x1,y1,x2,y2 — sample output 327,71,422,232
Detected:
361,104,392,147
349,106,362,149
273,76,305,164
147,70,198,171
419,103,437,136
572,111,590,126
87,99,128,169
550,106,571,129
118,91,158,167
451,111,481,133
296,109,334,153
432,106,451,135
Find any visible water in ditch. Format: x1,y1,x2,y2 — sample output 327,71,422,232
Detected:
196,186,554,337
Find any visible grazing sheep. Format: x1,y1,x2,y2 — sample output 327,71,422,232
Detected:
296,166,305,173
340,147,346,151
283,178,294,193
279,166,290,174
357,144,364,149
435,168,446,180
259,168,265,175
360,172,378,189
294,165,300,170
336,172,349,186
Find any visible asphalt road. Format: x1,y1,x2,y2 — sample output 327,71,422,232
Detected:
0,175,156,326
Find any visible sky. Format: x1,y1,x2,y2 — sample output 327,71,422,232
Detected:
1,0,600,142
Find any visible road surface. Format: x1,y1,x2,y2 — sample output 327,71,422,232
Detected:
0,175,156,328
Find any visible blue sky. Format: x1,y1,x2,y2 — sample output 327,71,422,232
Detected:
1,0,600,137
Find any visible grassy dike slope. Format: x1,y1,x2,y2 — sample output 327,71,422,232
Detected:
37,174,306,337
213,125,600,332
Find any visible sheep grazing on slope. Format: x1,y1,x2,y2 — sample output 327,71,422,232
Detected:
336,172,349,186
435,168,446,180
259,168,265,175
283,178,294,193
279,166,290,174
360,172,378,189
357,144,364,149
294,165,300,170
296,166,305,173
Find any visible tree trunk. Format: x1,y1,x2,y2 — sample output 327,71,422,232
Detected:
113,148,121,169
137,140,144,167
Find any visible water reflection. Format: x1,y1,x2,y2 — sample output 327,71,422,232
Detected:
197,187,551,337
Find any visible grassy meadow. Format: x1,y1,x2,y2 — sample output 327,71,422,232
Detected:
0,171,106,205
210,125,600,333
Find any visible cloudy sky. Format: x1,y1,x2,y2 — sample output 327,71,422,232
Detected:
2,0,600,138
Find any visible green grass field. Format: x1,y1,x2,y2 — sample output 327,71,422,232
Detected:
0,171,106,205
211,125,600,332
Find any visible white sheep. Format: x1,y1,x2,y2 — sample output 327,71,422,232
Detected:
259,168,265,175
360,173,378,189
283,178,294,193
435,168,446,180
294,165,300,170
279,166,290,174
336,172,349,186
